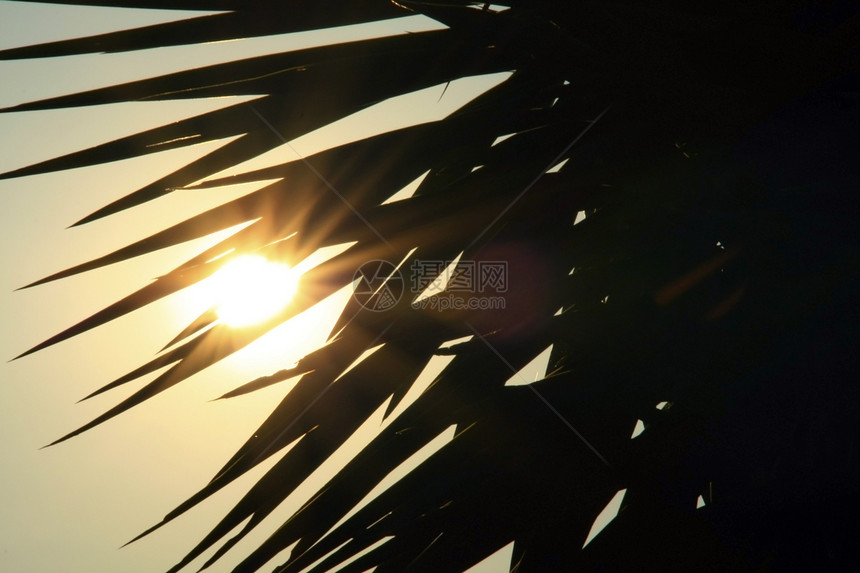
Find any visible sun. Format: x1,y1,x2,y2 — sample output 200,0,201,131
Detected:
210,255,299,327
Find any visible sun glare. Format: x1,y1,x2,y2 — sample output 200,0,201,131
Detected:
211,255,299,327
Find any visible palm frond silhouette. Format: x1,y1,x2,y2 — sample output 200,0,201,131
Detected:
4,1,859,571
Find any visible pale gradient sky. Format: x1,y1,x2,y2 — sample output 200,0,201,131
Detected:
0,2,565,572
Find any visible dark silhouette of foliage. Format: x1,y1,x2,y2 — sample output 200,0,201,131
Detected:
4,1,860,571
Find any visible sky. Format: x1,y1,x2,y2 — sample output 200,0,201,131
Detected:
0,2,535,572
